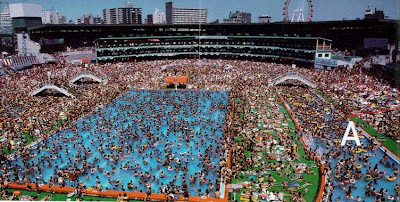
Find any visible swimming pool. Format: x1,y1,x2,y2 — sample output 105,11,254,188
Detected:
3,90,228,196
284,89,399,201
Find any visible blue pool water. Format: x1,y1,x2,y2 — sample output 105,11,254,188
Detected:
292,94,399,201
4,90,228,196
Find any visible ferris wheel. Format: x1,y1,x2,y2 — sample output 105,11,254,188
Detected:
283,0,313,22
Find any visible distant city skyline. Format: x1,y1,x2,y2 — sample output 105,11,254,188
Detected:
7,0,400,22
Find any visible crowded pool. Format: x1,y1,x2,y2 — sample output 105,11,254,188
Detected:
286,89,400,201
2,90,229,196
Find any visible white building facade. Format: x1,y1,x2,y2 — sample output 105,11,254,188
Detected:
1,5,12,27
9,3,44,18
153,8,166,24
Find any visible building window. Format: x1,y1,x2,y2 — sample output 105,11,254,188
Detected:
325,53,329,57
318,53,322,57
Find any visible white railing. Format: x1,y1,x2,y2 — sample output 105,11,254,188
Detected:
31,83,74,98
269,71,317,88
69,70,108,85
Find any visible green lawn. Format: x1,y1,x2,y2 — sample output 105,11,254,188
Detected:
350,115,400,157
230,96,319,202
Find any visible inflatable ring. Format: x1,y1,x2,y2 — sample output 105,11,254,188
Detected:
13,191,22,196
386,176,397,181
334,139,340,144
350,179,356,184
87,187,93,192
221,168,226,173
201,196,207,199
39,184,44,187
355,164,362,169
103,171,108,175
365,175,372,181
91,168,96,174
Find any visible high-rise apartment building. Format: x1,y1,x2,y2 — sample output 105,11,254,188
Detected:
223,10,251,23
103,3,142,24
42,10,65,24
165,2,207,24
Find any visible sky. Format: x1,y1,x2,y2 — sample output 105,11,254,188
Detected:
7,0,400,22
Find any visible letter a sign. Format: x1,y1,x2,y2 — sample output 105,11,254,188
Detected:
341,121,361,146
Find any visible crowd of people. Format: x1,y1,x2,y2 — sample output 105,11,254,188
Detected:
0,90,228,198
278,83,399,201
0,57,398,201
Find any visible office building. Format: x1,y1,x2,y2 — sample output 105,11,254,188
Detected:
83,14,93,24
93,14,102,24
1,4,12,28
223,10,251,23
9,3,43,30
146,14,153,24
364,7,385,20
165,2,207,24
258,14,271,23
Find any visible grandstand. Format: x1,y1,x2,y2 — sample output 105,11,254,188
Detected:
0,56,38,70
96,35,331,64
28,19,398,57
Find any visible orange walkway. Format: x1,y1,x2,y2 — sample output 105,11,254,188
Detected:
7,182,228,202
276,89,325,202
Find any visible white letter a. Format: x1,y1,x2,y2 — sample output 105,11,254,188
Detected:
341,121,361,146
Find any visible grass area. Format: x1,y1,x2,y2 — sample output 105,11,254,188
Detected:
2,133,39,155
2,119,67,155
230,96,319,201
315,88,400,157
1,189,146,201
350,115,400,157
